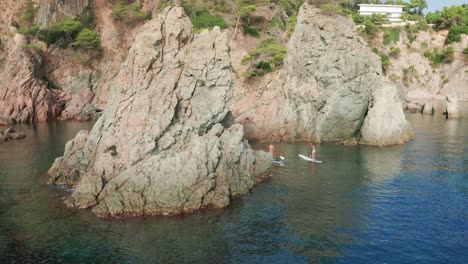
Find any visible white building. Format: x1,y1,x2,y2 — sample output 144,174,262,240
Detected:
358,4,405,23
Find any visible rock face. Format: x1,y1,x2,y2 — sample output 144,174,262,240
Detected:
38,0,90,28
0,34,62,123
49,7,271,217
61,88,100,121
445,95,460,119
232,3,414,145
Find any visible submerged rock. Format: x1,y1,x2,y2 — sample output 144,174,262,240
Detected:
49,7,271,217
0,127,26,143
445,96,460,119
232,2,414,145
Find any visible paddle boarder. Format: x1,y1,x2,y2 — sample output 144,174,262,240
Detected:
310,143,316,160
269,143,275,156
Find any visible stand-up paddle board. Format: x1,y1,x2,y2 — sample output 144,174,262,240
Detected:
298,154,322,163
272,156,285,164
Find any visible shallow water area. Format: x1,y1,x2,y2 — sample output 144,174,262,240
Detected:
0,102,467,263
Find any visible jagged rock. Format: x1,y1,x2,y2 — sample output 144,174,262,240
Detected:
0,38,62,123
445,96,460,119
49,7,271,217
61,88,95,120
232,2,413,145
422,103,434,115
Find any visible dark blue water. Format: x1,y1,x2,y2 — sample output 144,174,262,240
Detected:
0,106,467,263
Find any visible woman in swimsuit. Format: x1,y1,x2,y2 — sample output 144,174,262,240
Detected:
310,143,316,160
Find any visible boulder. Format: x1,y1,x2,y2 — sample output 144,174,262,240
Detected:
421,103,434,115
360,81,414,146
48,7,271,217
445,96,460,119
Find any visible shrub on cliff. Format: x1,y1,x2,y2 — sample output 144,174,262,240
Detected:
446,25,468,44
191,12,228,31
242,37,287,77
424,46,454,67
389,46,401,58
73,28,100,49
383,27,400,45
112,0,152,24
21,0,37,25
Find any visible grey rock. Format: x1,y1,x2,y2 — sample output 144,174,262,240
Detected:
49,7,271,217
359,81,414,146
445,95,460,119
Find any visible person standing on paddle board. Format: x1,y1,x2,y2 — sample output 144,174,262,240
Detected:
310,143,316,160
269,143,275,156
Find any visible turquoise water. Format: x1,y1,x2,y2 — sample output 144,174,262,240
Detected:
0,107,467,263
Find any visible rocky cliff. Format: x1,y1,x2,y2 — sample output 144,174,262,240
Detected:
373,29,467,101
48,7,271,217
232,3,414,145
0,32,62,123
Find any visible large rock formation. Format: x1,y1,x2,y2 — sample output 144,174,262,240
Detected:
232,2,414,145
49,7,271,217
0,33,62,123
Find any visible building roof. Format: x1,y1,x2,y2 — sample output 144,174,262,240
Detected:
358,4,405,8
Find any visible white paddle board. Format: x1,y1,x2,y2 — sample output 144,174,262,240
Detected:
298,154,322,163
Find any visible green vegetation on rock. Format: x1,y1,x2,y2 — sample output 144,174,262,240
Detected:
424,46,454,68
111,0,152,23
383,27,400,45
241,37,287,77
21,0,37,25
446,26,468,44
389,46,401,57
402,65,418,86
73,28,100,49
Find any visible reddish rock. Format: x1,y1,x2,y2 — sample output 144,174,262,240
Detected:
0,42,61,123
